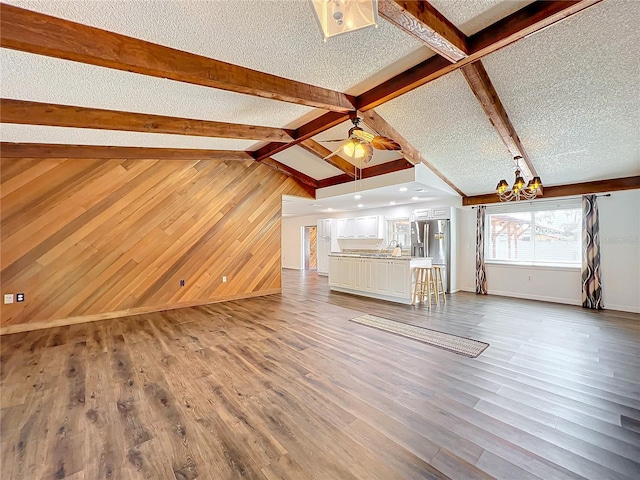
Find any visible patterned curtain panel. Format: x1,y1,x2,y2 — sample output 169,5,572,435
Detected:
476,206,488,294
582,195,604,309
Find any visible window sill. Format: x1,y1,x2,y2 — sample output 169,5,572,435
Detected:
485,262,580,272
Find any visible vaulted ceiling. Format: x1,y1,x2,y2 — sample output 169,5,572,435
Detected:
1,0,639,207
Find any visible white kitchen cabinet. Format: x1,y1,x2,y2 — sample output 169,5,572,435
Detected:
361,259,373,292
340,258,353,288
322,219,332,238
317,218,333,239
356,217,367,238
389,260,410,297
328,256,353,288
373,258,409,296
329,255,431,304
351,258,373,291
317,240,329,274
337,215,384,239
336,218,346,239
373,259,390,294
317,219,334,276
356,215,381,238
415,207,451,220
328,256,341,286
337,218,356,239
431,207,450,219
346,218,357,238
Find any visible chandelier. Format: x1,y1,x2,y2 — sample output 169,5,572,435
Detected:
496,156,543,202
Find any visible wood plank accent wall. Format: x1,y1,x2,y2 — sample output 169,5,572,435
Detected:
0,157,311,334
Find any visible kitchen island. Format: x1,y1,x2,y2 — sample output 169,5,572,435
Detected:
328,253,432,305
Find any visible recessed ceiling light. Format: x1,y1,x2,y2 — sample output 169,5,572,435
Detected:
327,208,333,211
357,204,364,208
399,187,408,192
412,196,420,200
312,203,322,207
354,194,362,200
389,201,396,205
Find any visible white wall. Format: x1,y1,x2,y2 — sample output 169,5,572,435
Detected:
282,214,323,270
599,189,640,313
457,189,640,313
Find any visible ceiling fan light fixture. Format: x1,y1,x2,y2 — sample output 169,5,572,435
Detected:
311,0,379,41
343,138,357,156
343,138,366,159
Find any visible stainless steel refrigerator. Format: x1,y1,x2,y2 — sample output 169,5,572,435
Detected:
411,219,451,293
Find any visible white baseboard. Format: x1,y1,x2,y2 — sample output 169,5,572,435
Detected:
458,286,580,305
488,289,581,306
605,303,640,314
420,287,639,314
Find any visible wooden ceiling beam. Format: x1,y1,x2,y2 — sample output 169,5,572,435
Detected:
357,0,603,111
0,143,253,161
0,4,355,113
317,158,415,189
260,157,319,190
299,139,356,178
378,0,468,62
250,112,352,161
0,99,294,142
317,174,352,189
358,109,465,196
460,61,537,179
462,176,640,206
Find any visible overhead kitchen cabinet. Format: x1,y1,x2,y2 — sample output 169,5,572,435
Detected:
337,215,384,239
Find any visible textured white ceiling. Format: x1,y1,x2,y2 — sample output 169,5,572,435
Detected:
376,70,509,195
0,124,256,150
0,49,313,130
273,146,344,180
429,0,534,36
482,0,640,186
4,0,429,95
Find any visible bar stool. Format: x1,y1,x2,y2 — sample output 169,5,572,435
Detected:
412,267,437,307
432,266,446,305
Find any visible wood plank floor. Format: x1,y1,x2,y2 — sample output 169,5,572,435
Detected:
1,270,639,479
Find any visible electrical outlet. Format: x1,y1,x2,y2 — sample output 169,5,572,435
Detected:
222,276,227,283
4,294,14,304
180,279,185,287
16,293,24,302
528,275,533,282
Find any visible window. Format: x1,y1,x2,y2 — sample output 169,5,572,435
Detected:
387,218,411,248
485,205,581,266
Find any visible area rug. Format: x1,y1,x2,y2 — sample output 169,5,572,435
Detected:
350,314,489,358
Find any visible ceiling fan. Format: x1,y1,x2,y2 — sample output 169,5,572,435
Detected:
322,116,401,165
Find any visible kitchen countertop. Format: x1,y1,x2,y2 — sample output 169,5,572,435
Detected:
328,253,432,261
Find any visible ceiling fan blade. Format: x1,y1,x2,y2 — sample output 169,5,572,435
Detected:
322,142,347,160
371,136,402,151
351,129,375,143
361,143,374,164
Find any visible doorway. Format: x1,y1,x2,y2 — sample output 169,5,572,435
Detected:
303,226,317,270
